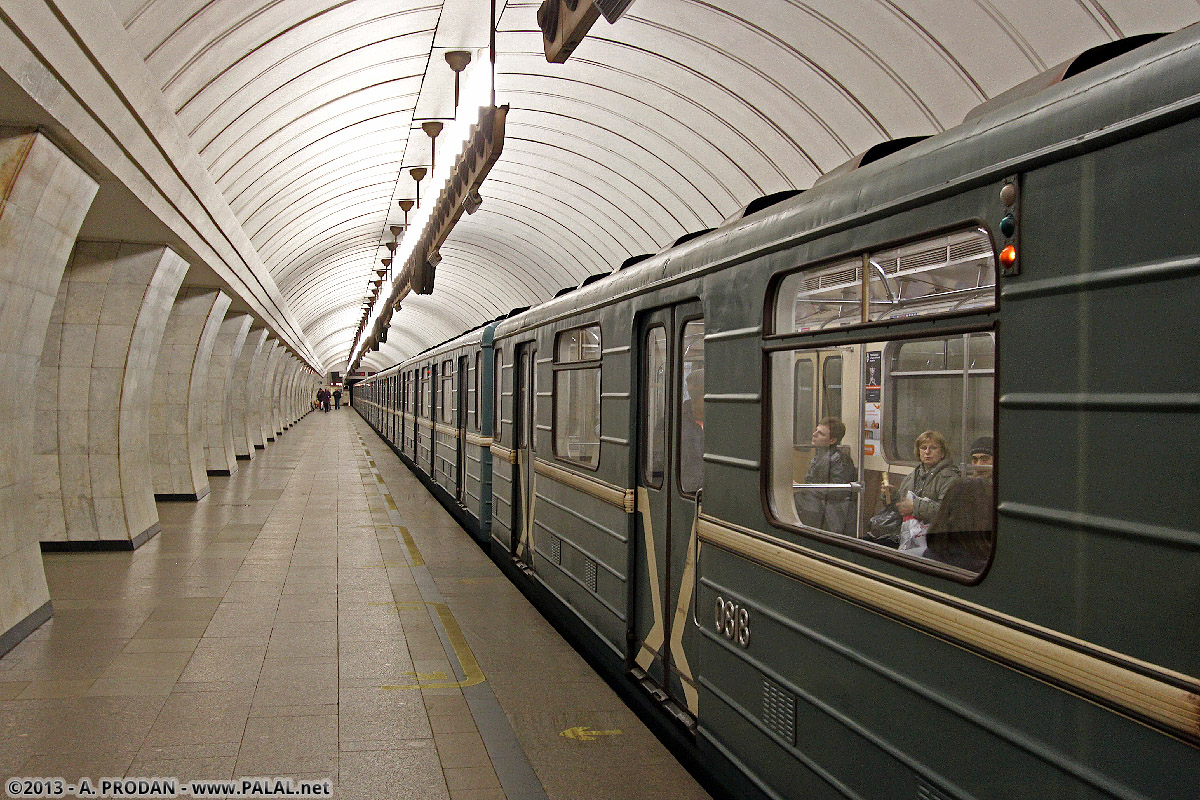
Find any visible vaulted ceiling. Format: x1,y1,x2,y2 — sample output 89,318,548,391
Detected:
105,0,1200,371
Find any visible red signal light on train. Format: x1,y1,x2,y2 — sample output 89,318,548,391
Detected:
1000,245,1018,269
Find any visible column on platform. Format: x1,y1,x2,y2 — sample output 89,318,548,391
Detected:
38,241,187,548
148,288,231,501
230,328,268,458
278,357,296,433
282,358,300,428
204,314,252,475
268,347,288,439
296,366,310,421
0,129,97,655
33,274,71,544
301,369,313,419
295,366,310,423
260,344,284,442
249,338,277,449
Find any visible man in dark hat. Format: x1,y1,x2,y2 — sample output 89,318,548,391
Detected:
969,436,994,478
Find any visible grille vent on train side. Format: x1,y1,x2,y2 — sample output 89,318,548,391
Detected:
549,535,562,564
948,235,990,261
584,558,598,593
761,678,797,746
875,232,990,277
899,246,947,271
800,266,859,293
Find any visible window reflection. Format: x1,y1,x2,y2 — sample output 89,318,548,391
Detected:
553,325,602,468
679,321,705,496
643,327,667,487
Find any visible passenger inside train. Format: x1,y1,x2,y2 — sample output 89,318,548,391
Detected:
797,417,857,536
924,477,994,572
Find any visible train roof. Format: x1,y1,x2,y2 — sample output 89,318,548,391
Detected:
493,23,1200,339
364,322,494,380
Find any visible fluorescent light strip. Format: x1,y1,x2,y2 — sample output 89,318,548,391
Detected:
350,58,493,366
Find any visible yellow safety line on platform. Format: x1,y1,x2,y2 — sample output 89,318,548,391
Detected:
357,437,483,691
395,525,425,567
383,603,486,690
369,602,425,611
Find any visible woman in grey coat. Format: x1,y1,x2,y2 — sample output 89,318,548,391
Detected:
895,430,961,522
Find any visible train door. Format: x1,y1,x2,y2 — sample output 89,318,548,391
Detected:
512,341,536,563
389,376,396,443
631,301,703,720
400,372,406,454
455,354,468,503
429,363,438,476
792,350,846,484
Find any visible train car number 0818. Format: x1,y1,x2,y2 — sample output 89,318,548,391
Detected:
715,597,751,647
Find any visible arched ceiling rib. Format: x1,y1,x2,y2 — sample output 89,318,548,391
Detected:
107,0,1200,372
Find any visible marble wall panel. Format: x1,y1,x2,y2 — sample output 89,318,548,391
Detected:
251,339,278,448
38,241,187,545
230,328,268,459
149,287,230,499
286,360,302,426
204,313,252,474
271,352,290,436
0,128,97,652
262,346,284,441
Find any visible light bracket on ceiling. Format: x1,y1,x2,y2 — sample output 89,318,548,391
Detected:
351,54,499,370
538,1,634,63
405,104,507,294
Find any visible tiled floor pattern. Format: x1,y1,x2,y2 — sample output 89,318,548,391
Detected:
0,410,712,800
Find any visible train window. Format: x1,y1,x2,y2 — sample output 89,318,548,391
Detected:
679,320,705,496
474,352,482,431
774,228,996,333
823,357,843,420
774,346,863,538
777,258,862,333
792,359,814,446
868,229,995,321
421,366,431,416
769,335,995,577
553,325,601,468
642,326,667,488
793,355,844,447
494,350,503,438
441,360,454,423
886,334,994,466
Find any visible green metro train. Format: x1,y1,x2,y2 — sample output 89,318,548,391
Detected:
353,25,1199,800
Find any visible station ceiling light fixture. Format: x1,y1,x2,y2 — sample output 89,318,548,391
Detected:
538,0,635,63
350,46,508,370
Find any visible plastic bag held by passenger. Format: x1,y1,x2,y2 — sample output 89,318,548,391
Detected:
898,492,931,556
868,505,902,543
898,517,930,556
